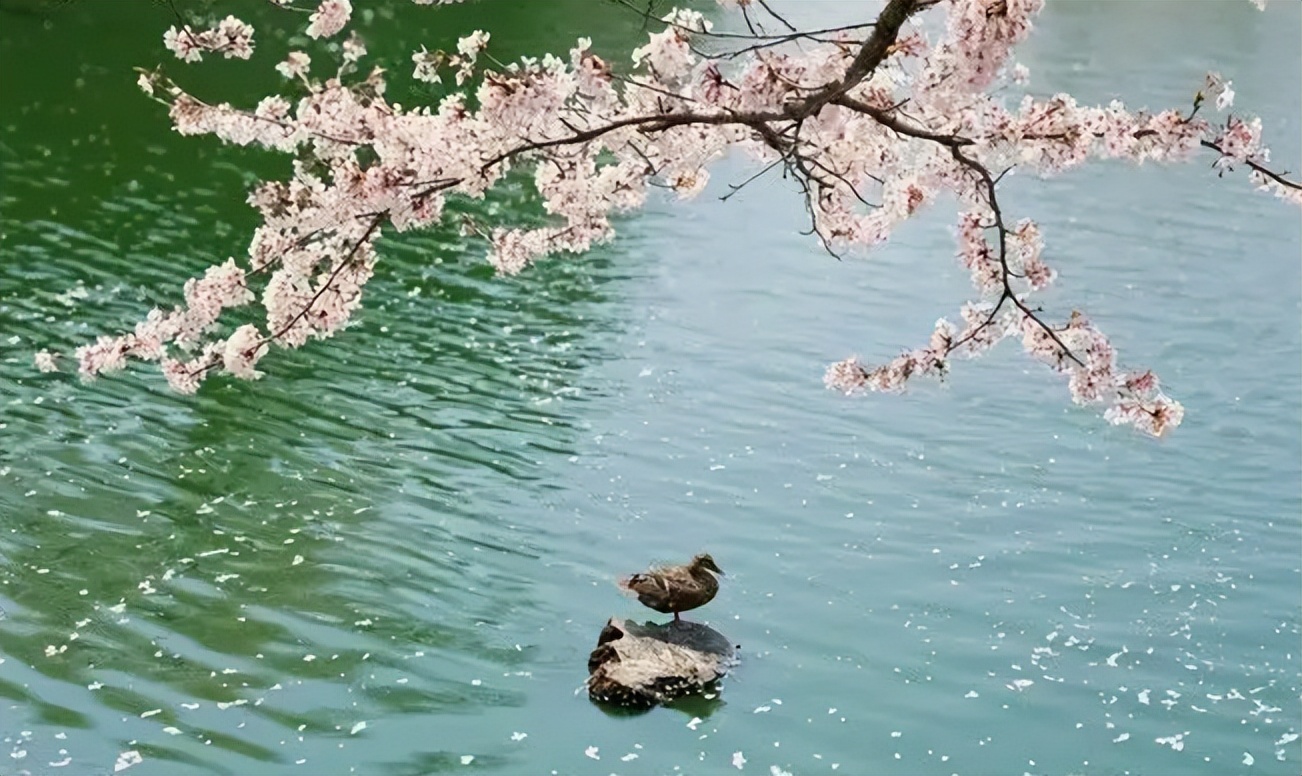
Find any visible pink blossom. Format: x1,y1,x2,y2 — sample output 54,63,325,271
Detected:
162,16,254,63
306,0,352,40
1008,219,1054,290
180,259,255,343
76,335,132,379
1212,116,1264,171
160,350,215,395
1105,395,1184,437
824,357,869,394
276,52,311,80
954,302,1016,356
163,27,204,63
1203,72,1235,111
67,0,1294,436
632,9,710,82
412,47,443,84
342,32,367,65
669,168,709,199
1250,171,1302,207
222,324,268,380
956,211,1001,295
34,350,59,373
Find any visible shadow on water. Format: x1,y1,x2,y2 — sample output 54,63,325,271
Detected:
589,686,727,720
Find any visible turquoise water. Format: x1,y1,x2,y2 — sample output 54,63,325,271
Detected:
1,2,1298,775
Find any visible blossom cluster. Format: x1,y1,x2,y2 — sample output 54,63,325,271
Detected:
55,0,1298,436
306,0,352,40
163,15,254,62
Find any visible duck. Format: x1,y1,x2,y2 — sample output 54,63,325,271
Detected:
618,553,724,622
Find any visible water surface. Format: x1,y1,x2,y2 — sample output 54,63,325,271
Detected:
1,2,1299,775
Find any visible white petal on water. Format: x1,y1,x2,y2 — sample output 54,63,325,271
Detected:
1243,752,1254,766
292,555,304,566
162,727,182,736
753,705,772,713
770,766,793,776
1113,733,1130,743
965,691,979,698
140,709,161,718
890,731,902,738
1007,679,1033,692
687,717,703,730
114,751,143,772
732,751,746,769
1138,689,1151,705
1276,733,1299,746
584,746,600,760
349,721,367,735
621,753,638,761
460,755,474,765
510,732,527,741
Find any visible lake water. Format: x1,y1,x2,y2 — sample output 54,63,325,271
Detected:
1,2,1298,775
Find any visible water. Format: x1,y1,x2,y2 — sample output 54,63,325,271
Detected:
1,2,1298,774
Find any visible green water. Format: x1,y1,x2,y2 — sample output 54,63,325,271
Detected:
1,2,1298,775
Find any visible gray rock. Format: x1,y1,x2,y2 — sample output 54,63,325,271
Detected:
587,617,736,708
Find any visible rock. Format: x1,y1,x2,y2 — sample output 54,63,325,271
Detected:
586,617,735,708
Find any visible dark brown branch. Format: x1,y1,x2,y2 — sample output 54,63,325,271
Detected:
948,146,1086,368
268,211,386,343
1201,139,1301,190
483,0,925,170
833,95,974,148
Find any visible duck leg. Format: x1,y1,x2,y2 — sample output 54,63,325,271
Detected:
673,611,681,623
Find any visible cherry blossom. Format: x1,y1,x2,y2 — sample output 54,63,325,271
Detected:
223,324,269,380
33,350,59,373
162,16,254,62
57,0,1298,438
276,52,311,80
306,0,352,40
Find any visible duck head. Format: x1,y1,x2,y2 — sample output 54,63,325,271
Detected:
693,553,724,575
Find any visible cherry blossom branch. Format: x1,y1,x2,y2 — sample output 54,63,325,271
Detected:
483,0,925,169
832,95,974,148
1202,138,1301,190
266,210,386,345
947,146,1085,369
610,0,873,44
55,0,1290,438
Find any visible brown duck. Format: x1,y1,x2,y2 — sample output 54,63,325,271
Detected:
618,554,724,622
